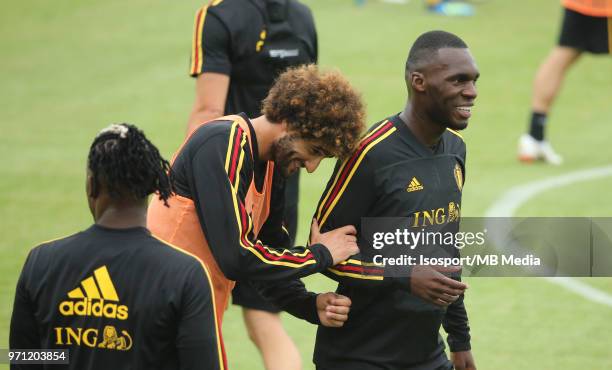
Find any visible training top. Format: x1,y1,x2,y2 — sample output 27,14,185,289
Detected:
10,224,224,370
189,0,317,117
147,114,331,322
312,114,471,370
168,115,332,281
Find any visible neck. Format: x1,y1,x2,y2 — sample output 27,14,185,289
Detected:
399,101,446,148
94,200,148,229
250,115,285,161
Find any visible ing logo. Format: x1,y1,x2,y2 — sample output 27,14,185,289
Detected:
54,325,132,351
58,265,128,320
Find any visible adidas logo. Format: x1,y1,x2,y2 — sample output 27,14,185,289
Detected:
406,177,424,192
59,266,128,320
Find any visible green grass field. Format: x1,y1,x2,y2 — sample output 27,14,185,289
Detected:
1,0,611,369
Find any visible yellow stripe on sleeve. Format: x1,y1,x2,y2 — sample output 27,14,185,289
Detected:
224,121,238,173
233,134,247,190
315,120,390,221
327,268,384,280
319,127,396,227
190,5,209,75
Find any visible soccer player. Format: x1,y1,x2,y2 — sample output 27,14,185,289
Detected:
311,31,478,370
187,1,318,367
147,64,364,350
10,124,224,369
518,0,612,164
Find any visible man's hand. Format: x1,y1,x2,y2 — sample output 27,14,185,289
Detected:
410,265,467,306
310,219,359,265
316,292,351,327
451,350,476,370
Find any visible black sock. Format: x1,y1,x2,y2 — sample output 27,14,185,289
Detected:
529,111,547,141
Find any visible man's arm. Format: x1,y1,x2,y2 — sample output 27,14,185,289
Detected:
250,169,351,326
10,251,43,370
186,7,231,135
176,262,224,370
187,73,229,135
443,291,471,351
188,125,355,283
446,294,476,370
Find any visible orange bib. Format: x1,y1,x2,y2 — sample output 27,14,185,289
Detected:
147,115,273,319
563,0,612,17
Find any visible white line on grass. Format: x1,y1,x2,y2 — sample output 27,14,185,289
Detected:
485,165,612,307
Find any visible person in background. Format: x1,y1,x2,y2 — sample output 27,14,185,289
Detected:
518,0,612,165
10,124,225,370
186,1,317,368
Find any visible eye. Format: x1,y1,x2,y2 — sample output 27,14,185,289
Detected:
310,147,324,156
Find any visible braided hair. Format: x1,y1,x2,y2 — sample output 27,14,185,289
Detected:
87,123,173,206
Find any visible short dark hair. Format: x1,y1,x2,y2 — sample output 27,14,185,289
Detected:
87,123,173,206
406,30,468,72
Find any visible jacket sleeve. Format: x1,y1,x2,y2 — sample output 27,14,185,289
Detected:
187,124,333,282
189,5,231,77
10,250,44,370
252,279,320,324
442,288,471,352
177,262,225,370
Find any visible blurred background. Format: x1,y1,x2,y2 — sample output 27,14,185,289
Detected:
1,0,611,369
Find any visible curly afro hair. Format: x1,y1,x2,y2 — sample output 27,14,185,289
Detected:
262,64,366,159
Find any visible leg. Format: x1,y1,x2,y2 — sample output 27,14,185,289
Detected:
519,46,580,164
531,46,581,113
243,308,302,370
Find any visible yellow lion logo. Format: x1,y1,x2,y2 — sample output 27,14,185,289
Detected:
98,325,132,351
448,202,461,223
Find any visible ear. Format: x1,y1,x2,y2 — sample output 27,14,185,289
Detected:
410,71,426,93
279,120,291,135
86,170,98,199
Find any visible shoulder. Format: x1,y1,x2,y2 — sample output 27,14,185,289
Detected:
20,231,83,278
29,231,82,259
358,118,401,159
206,0,264,28
189,118,249,150
147,236,212,281
332,118,398,176
443,128,466,155
288,0,314,20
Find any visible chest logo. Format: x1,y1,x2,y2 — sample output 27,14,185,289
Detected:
407,177,424,192
454,163,463,191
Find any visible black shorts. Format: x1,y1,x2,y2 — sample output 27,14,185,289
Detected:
232,280,281,313
558,8,611,54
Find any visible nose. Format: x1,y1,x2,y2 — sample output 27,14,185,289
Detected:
462,81,477,100
304,157,323,173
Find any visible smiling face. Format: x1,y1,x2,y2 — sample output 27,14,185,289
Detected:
270,134,326,178
416,47,480,130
